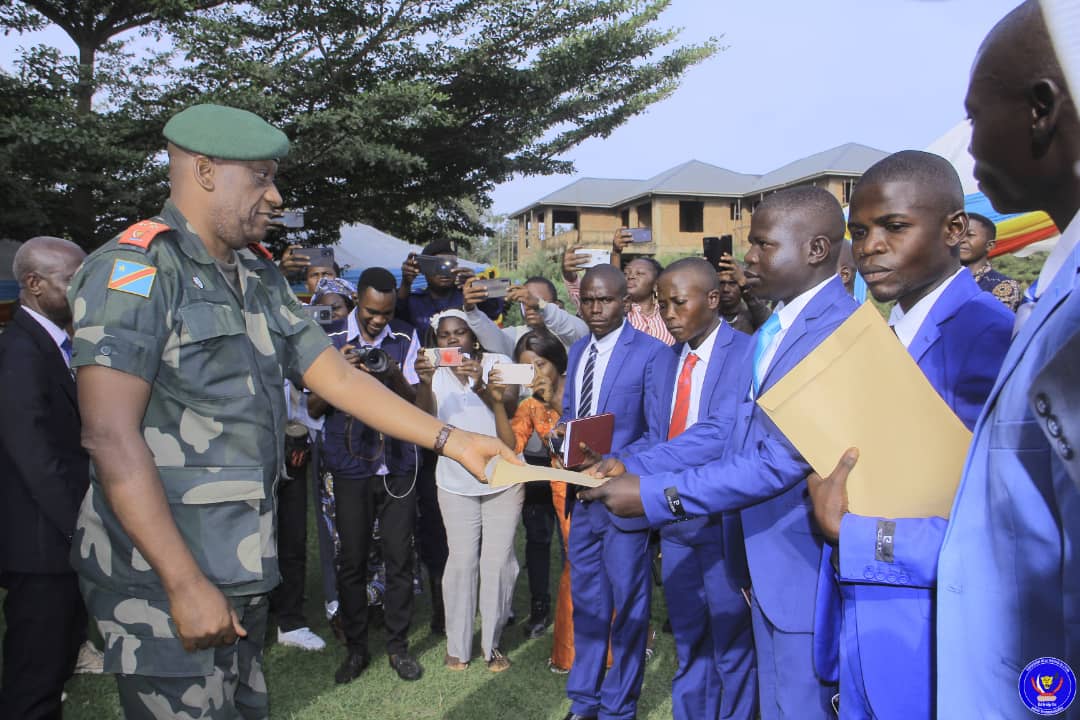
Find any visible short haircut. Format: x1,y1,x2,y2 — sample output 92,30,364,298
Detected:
582,263,627,296
514,329,569,375
357,266,397,295
626,256,663,277
967,212,998,241
13,236,83,287
757,186,847,245
855,150,964,216
422,239,455,256
660,257,719,292
524,276,557,301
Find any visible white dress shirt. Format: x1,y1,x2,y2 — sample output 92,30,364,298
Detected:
668,320,723,430
1033,210,1080,299
754,275,835,384
574,320,627,416
888,266,965,349
22,305,70,368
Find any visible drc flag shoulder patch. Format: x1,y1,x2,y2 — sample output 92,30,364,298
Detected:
107,259,158,298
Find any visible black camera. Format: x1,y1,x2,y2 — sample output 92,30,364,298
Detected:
348,346,391,375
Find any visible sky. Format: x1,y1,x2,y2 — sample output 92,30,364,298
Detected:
490,0,1023,216
1,0,1023,221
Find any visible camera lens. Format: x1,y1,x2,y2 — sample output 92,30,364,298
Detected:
361,347,390,374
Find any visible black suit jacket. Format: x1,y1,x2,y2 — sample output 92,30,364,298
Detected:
0,307,89,575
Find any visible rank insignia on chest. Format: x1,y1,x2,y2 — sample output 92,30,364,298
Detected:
107,259,158,298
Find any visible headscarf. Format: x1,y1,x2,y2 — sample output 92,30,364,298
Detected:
312,276,357,306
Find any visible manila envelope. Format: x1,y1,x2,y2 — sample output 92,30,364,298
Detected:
756,302,972,519
485,458,607,489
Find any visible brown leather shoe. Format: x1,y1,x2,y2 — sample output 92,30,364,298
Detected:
486,648,511,672
444,653,469,671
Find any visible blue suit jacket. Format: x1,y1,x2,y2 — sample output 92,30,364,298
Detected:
640,277,858,633
811,271,1013,719
618,322,751,558
937,240,1080,719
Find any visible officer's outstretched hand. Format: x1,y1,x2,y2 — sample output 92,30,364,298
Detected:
806,447,859,543
442,427,521,484
577,473,644,517
170,575,248,652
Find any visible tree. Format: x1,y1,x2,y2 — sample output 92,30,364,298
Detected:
1,0,717,250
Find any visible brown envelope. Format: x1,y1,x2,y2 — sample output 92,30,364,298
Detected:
756,302,971,518
486,458,608,488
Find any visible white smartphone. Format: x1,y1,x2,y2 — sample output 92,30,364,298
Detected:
492,363,536,385
576,248,611,268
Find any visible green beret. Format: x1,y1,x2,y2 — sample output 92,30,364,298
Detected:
163,104,290,161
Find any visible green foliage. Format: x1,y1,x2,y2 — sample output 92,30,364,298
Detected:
992,251,1045,288
0,0,718,249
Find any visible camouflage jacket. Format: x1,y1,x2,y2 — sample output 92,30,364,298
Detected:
68,200,330,600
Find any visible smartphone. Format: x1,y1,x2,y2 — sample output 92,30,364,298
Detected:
627,228,652,243
492,363,535,385
424,347,469,367
303,304,334,325
576,248,611,268
269,210,305,229
293,246,335,268
415,254,457,278
703,235,732,270
473,277,511,298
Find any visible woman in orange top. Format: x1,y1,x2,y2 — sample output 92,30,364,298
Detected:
491,330,576,672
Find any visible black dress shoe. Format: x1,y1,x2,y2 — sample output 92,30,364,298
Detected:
388,652,423,681
334,649,370,684
561,713,598,720
523,600,551,639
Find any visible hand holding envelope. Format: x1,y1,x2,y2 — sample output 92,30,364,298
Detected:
757,303,972,519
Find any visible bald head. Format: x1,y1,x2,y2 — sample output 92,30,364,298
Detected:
582,263,627,296
966,0,1080,226
661,257,720,292
14,236,86,328
855,150,964,217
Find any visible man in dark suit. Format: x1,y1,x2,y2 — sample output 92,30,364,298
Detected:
616,257,757,720
0,235,89,719
560,263,666,720
807,150,1013,720
584,187,857,719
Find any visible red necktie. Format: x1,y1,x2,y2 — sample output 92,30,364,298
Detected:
668,352,699,439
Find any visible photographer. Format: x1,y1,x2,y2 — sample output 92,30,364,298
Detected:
310,268,424,684
397,238,502,332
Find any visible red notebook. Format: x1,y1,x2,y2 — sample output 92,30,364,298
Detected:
562,412,615,468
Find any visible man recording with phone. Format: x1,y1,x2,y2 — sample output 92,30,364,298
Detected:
397,238,502,332
706,237,770,335
308,267,426,684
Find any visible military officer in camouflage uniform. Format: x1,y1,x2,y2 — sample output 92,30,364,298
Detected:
67,104,516,719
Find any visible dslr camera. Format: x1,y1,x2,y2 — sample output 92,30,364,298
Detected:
347,346,391,375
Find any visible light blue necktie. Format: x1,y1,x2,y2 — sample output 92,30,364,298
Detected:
61,336,73,365
752,313,781,397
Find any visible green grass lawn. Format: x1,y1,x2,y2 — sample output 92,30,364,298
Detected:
5,515,677,719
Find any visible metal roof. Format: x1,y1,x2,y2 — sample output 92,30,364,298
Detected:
511,143,890,216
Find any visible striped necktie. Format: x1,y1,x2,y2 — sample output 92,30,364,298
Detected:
579,343,598,416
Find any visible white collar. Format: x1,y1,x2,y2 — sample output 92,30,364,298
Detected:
773,274,835,331
888,266,966,348
22,305,69,355
1035,211,1080,298
681,319,722,366
347,311,390,347
589,319,627,352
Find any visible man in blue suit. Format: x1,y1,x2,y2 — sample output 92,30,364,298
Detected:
807,150,1013,720
583,186,857,719
809,4,1080,717
612,257,756,720
560,263,666,720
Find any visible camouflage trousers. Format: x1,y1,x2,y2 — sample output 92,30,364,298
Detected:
82,581,269,719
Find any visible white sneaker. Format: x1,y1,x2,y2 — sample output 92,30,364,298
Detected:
74,641,104,674
277,627,326,651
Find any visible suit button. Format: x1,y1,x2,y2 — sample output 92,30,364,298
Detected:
864,569,875,580
1047,415,1063,438
1059,439,1074,460
887,573,897,584
875,572,886,582
99,345,112,356
1035,393,1051,416
898,574,910,584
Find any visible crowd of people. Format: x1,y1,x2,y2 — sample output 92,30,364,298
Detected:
0,2,1078,719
